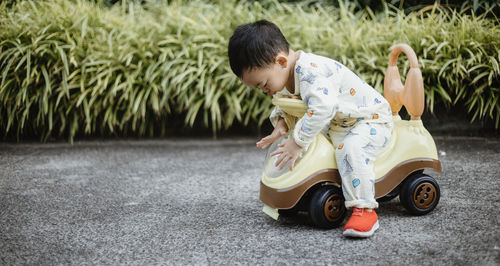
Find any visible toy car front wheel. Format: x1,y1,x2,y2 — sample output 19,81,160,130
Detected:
400,173,440,215
278,208,299,217
309,186,346,229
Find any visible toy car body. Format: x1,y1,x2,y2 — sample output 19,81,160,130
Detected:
259,44,442,228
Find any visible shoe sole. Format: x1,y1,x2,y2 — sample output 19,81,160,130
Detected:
343,221,379,238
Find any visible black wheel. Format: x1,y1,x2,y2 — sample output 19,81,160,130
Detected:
309,186,346,229
400,173,440,215
377,185,400,202
278,208,299,217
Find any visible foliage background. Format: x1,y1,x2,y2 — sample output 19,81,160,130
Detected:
0,0,499,141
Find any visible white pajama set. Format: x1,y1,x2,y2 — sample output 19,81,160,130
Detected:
270,52,393,209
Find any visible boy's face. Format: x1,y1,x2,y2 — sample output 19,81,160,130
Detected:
240,56,290,96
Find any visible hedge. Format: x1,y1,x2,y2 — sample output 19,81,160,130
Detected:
0,0,498,141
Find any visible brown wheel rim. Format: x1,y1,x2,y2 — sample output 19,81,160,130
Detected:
324,193,344,222
413,182,437,209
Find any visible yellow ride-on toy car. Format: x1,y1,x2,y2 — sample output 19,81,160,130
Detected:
260,44,442,228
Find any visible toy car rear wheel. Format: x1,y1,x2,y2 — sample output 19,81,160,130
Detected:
309,186,346,229
400,173,440,215
377,186,400,202
378,170,424,203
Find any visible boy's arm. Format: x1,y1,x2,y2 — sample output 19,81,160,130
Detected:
256,117,287,149
269,106,285,127
293,70,339,149
256,106,288,149
271,68,339,170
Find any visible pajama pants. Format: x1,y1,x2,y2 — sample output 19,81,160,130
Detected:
328,121,393,209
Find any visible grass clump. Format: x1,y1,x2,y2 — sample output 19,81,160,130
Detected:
0,0,498,141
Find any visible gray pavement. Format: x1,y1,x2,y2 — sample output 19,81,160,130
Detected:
0,137,499,265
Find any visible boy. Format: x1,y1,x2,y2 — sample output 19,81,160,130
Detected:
228,20,393,238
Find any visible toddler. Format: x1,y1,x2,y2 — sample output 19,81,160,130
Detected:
228,20,393,238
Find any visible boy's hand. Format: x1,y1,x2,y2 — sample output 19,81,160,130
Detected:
256,119,287,149
270,137,302,171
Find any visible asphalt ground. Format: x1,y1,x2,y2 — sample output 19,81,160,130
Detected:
0,136,499,265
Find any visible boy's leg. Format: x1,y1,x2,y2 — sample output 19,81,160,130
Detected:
334,122,392,209
333,121,392,237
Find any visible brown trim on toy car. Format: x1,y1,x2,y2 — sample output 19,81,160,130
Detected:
260,169,341,209
260,158,441,210
374,158,442,198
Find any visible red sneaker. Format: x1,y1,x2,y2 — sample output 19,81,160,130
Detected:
343,208,379,238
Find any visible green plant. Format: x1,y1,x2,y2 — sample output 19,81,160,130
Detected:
0,0,498,142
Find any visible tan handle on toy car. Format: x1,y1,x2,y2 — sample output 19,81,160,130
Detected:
383,44,425,120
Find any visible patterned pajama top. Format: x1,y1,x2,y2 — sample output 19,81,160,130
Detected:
270,52,393,148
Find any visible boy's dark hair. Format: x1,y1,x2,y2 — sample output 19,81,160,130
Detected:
228,20,290,78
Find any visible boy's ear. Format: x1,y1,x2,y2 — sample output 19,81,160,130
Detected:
275,55,288,68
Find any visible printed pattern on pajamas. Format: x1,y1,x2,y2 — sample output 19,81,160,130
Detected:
269,52,393,209
330,122,392,209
